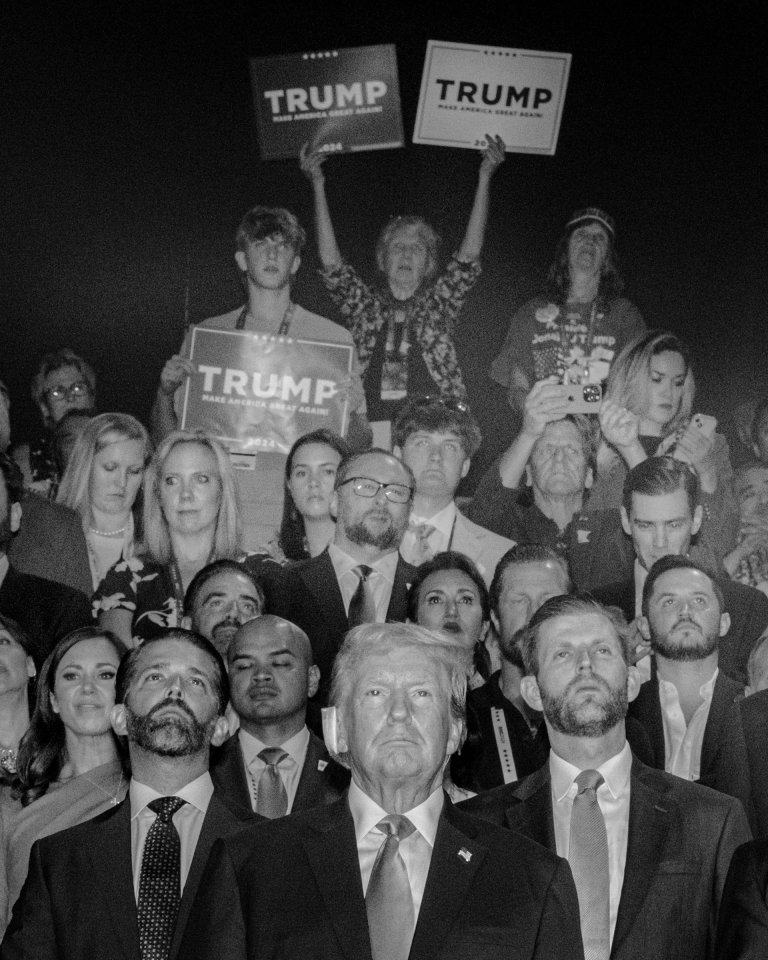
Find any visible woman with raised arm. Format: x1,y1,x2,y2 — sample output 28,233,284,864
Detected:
301,135,505,446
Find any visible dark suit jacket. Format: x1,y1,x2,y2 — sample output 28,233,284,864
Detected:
627,670,753,819
0,563,91,661
716,839,768,959
591,576,768,685
8,493,92,596
737,689,768,839
0,788,256,960
460,757,751,960
210,730,350,816
267,549,417,702
179,794,584,960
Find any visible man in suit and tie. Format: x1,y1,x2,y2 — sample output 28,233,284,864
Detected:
462,593,751,960
392,396,514,585
1,628,255,960
211,615,348,816
628,555,752,812
184,559,266,658
181,621,583,960
269,449,417,703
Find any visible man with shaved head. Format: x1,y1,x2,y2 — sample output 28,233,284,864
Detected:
211,615,348,817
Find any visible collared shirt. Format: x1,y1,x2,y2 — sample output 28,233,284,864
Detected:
130,772,213,899
348,779,443,919
399,502,456,565
238,725,310,813
550,742,632,945
0,554,8,589
328,544,399,621
658,667,718,780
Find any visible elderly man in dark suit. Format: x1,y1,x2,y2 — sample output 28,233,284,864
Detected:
269,449,417,703
181,622,583,960
211,615,348,816
462,594,751,960
1,629,257,960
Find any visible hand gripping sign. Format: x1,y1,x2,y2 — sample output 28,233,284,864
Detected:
180,327,353,455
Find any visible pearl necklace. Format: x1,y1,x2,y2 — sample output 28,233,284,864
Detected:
88,525,127,538
0,746,17,775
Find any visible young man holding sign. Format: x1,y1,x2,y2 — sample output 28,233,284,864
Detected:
150,207,370,550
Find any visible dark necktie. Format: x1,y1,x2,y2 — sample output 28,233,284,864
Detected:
253,748,289,818
137,796,187,960
348,564,376,628
569,770,610,960
366,815,416,960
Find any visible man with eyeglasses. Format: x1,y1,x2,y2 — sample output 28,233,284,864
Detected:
149,206,371,550
270,449,417,704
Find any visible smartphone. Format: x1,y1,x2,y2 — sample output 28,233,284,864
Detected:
549,382,603,415
687,413,717,438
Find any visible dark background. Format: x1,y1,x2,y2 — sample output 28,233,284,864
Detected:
2,1,766,487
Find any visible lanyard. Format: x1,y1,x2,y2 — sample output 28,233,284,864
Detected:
235,302,295,336
490,708,519,784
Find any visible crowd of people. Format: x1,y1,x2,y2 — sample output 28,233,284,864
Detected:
1,141,768,960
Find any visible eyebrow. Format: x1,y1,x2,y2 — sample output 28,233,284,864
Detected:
60,661,118,670
232,647,296,661
200,589,260,604
654,590,712,601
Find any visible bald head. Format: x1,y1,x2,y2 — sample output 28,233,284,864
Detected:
227,615,319,742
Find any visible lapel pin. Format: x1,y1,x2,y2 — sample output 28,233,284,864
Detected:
458,847,472,862
577,530,591,543
317,760,328,771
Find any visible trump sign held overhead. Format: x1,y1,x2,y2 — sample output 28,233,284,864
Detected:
180,327,353,455
414,41,571,155
249,44,404,160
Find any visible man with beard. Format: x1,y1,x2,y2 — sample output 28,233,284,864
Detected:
269,450,417,703
211,616,348,817
185,559,266,658
462,594,751,960
1,629,256,960
629,555,752,812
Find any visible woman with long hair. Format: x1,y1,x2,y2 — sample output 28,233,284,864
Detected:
57,412,152,589
2,627,128,928
0,616,38,810
273,429,350,562
93,429,242,646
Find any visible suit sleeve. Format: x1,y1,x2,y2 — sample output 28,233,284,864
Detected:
713,801,753,929
715,843,768,960
177,838,247,960
0,842,58,960
532,857,585,960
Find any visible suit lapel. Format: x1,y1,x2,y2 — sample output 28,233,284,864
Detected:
87,800,141,960
302,551,348,631
210,735,252,814
300,799,373,960
610,761,673,957
503,765,556,848
701,672,736,775
409,801,487,960
387,557,416,622
293,732,327,812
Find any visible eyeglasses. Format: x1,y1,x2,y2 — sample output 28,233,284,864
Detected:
45,381,91,402
337,477,414,503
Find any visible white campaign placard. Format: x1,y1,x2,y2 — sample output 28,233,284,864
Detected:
413,41,571,155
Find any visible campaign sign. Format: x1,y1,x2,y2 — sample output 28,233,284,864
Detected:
180,328,353,455
249,44,404,160
413,41,571,155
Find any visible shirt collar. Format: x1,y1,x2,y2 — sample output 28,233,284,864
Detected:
410,502,456,538
659,666,719,700
347,779,444,848
549,740,632,802
328,543,399,584
238,725,309,766
0,554,8,588
129,771,213,819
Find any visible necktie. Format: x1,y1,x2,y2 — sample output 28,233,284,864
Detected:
408,521,437,565
137,796,186,960
569,770,610,960
366,815,417,960
253,748,289,818
348,564,376,628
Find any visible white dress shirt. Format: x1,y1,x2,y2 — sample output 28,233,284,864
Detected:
0,554,9,589
550,742,632,945
130,771,213,898
658,667,718,780
329,544,399,621
238,725,310,813
348,779,443,919
399,502,456,565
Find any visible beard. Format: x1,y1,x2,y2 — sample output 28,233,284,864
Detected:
344,511,406,551
540,673,628,738
651,619,719,662
497,627,525,671
124,697,214,757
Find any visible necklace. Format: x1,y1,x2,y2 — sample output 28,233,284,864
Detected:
80,768,125,806
88,525,127,538
0,745,17,775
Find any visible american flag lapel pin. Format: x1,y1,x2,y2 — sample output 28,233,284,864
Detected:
317,760,328,771
458,847,472,863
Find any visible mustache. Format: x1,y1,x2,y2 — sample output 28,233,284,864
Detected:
146,697,197,723
212,617,241,635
